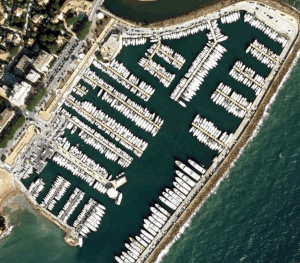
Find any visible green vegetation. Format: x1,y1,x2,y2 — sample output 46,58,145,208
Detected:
66,16,78,26
76,20,91,40
47,43,59,54
0,115,25,148
1,154,6,162
96,52,104,62
26,87,46,112
9,46,19,57
0,215,5,228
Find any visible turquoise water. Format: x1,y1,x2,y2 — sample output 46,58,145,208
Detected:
1,10,300,263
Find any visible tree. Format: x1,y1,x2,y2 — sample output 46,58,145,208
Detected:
66,16,77,26
40,34,48,42
76,20,91,40
9,46,19,57
47,34,56,42
47,43,58,53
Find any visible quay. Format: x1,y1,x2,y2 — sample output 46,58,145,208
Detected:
83,74,161,129
65,98,143,154
191,122,226,147
215,89,248,112
67,117,133,164
53,143,112,187
174,42,217,101
39,18,116,121
99,61,151,98
233,66,263,88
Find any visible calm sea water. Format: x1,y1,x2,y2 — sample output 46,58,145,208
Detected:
1,3,300,263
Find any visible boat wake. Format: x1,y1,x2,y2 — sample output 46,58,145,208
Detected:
154,51,300,263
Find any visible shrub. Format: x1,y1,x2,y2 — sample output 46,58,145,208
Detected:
26,87,46,112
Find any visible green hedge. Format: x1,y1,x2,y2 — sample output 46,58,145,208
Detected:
26,87,46,112
0,115,25,148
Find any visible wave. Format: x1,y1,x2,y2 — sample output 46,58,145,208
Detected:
154,50,300,263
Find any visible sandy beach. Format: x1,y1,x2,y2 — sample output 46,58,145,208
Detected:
0,169,20,214
142,1,300,262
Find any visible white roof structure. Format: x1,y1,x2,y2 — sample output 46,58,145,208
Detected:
26,69,41,83
9,81,31,107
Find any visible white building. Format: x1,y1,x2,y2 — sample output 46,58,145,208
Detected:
26,69,41,83
9,81,32,107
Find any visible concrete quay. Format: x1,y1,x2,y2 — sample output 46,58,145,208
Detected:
39,18,116,122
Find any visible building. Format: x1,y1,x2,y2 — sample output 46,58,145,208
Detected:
14,55,32,76
14,7,25,17
0,109,15,133
51,0,92,23
100,34,121,61
0,4,8,25
12,34,22,45
27,38,35,46
37,0,49,6
9,81,31,107
33,50,54,74
26,69,41,83
56,35,65,48
0,85,8,99
0,48,9,62
31,14,43,24
6,33,13,42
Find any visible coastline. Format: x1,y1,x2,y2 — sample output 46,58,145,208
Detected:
0,168,21,238
135,1,300,263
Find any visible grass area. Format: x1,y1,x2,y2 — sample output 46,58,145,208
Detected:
0,115,25,148
26,87,46,112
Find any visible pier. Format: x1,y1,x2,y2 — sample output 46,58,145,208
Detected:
145,36,161,64
100,61,151,99
75,85,88,95
67,117,133,164
233,66,263,88
250,43,277,63
83,74,161,129
53,143,112,187
191,122,225,147
174,42,218,101
65,98,143,154
215,89,248,112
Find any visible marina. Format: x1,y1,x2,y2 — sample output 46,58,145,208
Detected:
5,1,297,263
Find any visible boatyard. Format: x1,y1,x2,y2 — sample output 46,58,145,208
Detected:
1,0,298,263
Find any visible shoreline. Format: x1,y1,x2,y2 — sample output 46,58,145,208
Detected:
141,1,300,262
101,0,298,28
0,168,21,238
